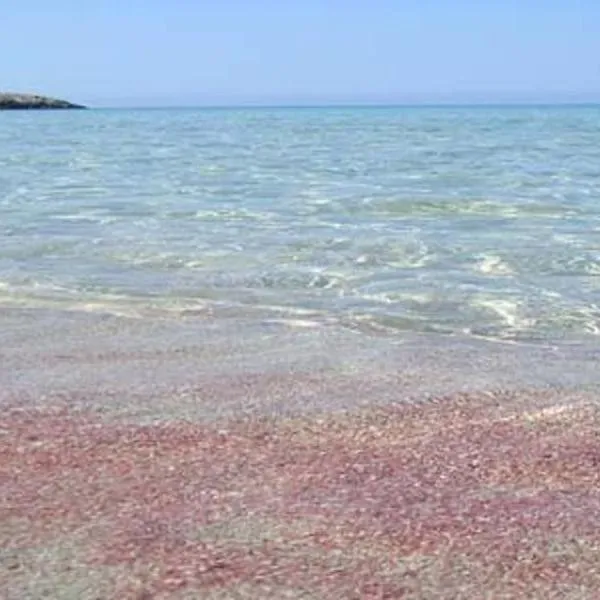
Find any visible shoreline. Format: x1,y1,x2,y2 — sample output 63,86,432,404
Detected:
2,305,599,422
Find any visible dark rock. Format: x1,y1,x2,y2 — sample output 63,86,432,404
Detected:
0,92,86,110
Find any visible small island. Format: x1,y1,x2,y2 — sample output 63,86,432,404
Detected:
0,92,86,110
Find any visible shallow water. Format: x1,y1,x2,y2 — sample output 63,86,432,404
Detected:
2,106,600,343
2,307,599,422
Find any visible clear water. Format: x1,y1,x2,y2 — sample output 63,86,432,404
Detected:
1,106,600,342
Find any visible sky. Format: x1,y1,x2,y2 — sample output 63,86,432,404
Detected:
1,1,599,107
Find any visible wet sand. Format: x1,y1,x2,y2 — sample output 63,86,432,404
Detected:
2,308,599,422
2,308,600,598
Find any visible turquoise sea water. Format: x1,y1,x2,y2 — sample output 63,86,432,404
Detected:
1,106,600,343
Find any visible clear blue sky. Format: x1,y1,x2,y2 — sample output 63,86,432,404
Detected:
1,1,598,106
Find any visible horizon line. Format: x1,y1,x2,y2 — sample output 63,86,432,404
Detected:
87,100,600,110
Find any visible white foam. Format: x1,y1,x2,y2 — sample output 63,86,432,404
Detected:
473,297,534,330
477,255,514,276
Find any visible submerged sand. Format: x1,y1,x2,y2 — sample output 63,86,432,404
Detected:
2,308,600,598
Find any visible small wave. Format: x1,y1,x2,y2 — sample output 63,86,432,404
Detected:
261,318,323,329
1,279,598,343
476,255,515,276
365,197,584,220
471,297,534,330
181,208,276,222
49,213,118,225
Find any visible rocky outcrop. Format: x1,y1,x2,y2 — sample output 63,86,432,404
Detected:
0,93,86,110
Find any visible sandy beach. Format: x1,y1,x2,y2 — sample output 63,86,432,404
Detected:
3,0,600,593
2,308,600,598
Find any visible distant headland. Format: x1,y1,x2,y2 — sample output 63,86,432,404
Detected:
0,93,86,110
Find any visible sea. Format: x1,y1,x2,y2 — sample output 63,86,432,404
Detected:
2,105,600,344
0,106,600,422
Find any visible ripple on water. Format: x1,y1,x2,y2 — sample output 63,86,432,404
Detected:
1,106,600,343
